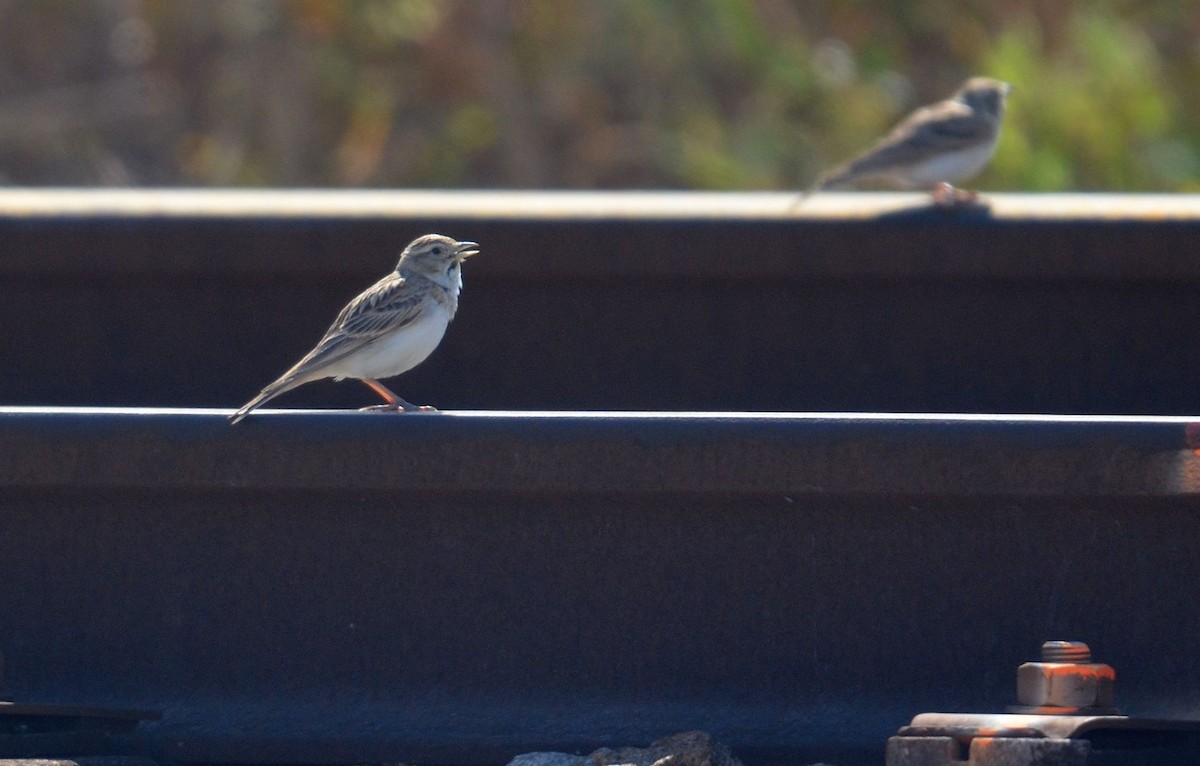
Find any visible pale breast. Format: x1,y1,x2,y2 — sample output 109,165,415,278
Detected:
899,140,999,188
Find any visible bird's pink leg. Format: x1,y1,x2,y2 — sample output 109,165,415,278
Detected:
931,182,980,207
359,378,436,413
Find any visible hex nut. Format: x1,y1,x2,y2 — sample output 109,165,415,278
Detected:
1016,660,1115,709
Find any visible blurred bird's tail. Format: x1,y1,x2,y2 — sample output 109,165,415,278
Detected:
790,174,838,211
788,190,813,212
811,166,856,192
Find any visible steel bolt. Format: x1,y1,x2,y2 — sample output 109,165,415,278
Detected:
1040,640,1092,664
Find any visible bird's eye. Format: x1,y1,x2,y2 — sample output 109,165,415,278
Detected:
431,246,443,256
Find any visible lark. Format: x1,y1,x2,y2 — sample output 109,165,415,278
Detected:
229,234,479,424
808,77,1011,205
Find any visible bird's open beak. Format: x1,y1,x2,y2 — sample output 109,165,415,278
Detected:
455,240,481,259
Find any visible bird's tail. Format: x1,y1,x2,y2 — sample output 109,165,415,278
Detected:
790,172,842,211
790,185,821,211
228,375,305,425
811,166,856,193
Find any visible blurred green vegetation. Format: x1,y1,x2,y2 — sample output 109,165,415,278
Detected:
1,0,1198,190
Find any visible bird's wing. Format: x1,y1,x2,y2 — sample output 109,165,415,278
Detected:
276,273,433,381
228,273,434,422
818,100,990,187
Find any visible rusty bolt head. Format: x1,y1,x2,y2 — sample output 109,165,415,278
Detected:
1013,641,1116,713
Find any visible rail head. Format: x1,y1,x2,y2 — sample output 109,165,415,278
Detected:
2,190,1200,280
1,407,1197,497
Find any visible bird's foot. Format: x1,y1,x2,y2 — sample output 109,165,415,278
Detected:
359,402,437,413
931,183,983,208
